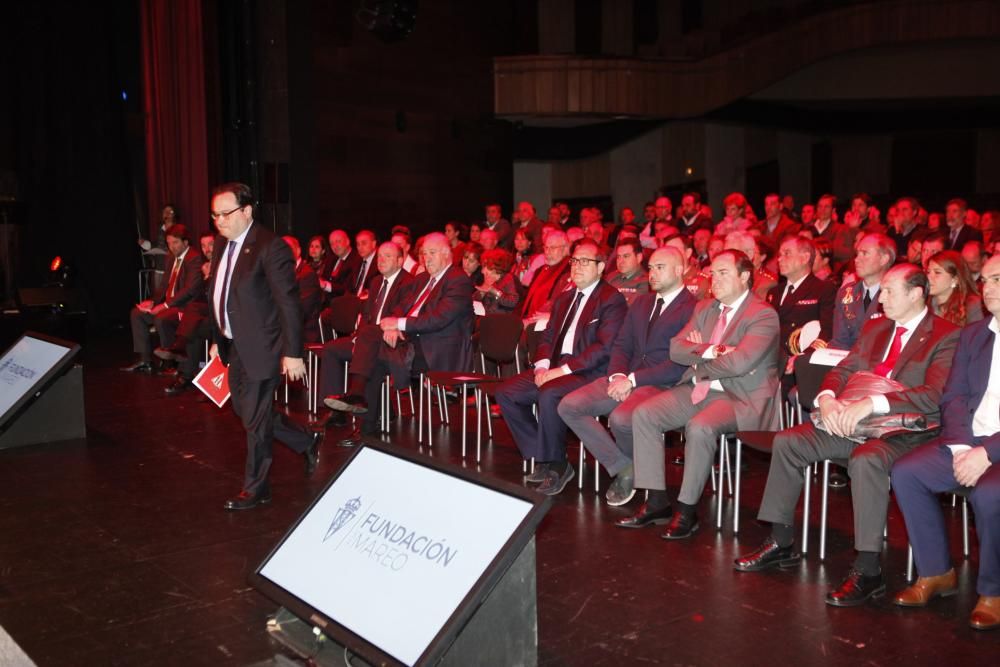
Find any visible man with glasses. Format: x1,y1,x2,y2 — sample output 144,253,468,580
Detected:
207,183,321,511
496,239,628,495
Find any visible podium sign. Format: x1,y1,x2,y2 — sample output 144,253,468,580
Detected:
250,443,550,666
0,331,80,435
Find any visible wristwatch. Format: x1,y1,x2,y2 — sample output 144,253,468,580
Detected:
714,344,728,356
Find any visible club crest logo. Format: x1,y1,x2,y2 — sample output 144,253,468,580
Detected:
211,373,225,389
325,496,362,542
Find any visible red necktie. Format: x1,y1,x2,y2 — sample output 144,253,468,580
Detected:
166,257,181,301
408,277,437,316
692,305,731,404
874,326,907,378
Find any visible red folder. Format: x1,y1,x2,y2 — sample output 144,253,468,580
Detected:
193,355,231,408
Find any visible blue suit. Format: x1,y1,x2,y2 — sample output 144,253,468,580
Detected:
892,317,1000,596
497,281,627,462
557,289,697,474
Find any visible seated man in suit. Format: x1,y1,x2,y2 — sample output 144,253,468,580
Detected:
890,254,1000,630
326,234,474,446
156,231,215,395
123,223,203,373
735,264,960,607
766,236,835,392
558,247,696,506
350,230,379,296
283,236,323,344
604,238,649,306
828,233,895,350
319,229,360,298
945,197,982,251
318,241,413,435
619,250,781,537
496,239,628,495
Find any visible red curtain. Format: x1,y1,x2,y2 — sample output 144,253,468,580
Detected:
140,0,210,240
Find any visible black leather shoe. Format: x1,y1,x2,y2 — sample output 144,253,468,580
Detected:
121,361,153,373
338,429,366,448
615,502,673,529
224,490,272,511
154,346,179,361
733,537,802,572
310,410,347,428
660,511,699,540
304,431,323,476
825,568,886,607
164,378,193,396
324,393,369,414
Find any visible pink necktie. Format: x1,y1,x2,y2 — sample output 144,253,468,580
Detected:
692,306,731,404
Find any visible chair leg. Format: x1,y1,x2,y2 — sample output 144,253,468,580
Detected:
733,439,742,534
427,378,434,448
802,467,811,556
460,383,468,458
716,434,726,530
578,443,584,490
483,392,494,438
723,436,733,496
962,496,970,558
418,373,425,444
819,460,830,561
475,388,483,463
380,378,388,434
906,544,914,582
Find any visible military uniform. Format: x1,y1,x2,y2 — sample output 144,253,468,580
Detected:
683,264,712,300
606,269,650,306
829,280,883,350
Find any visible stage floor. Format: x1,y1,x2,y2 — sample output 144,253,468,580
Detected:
0,331,996,665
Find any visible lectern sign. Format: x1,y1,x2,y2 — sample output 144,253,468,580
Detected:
252,444,548,666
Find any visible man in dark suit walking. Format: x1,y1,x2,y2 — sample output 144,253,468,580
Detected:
735,264,960,607
496,239,628,496
890,254,1000,630
557,247,696,506
207,182,321,511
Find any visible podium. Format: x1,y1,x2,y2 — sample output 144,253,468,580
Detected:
250,443,550,666
0,332,83,450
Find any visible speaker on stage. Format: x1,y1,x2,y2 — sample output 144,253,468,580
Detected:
0,331,84,450
250,442,550,666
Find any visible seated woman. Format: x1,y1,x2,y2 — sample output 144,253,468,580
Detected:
444,220,468,264
927,250,984,327
513,228,545,287
307,235,332,280
475,249,522,315
462,241,485,287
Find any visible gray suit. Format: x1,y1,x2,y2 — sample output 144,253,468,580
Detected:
632,293,781,503
759,312,960,553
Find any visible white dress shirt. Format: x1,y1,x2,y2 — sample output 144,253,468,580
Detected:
972,318,1000,438
534,280,600,373
213,223,253,339
398,266,449,331
695,289,751,392
610,285,686,387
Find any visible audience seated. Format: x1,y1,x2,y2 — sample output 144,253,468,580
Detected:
890,254,1000,630
926,250,983,328
735,264,959,608
484,203,513,250
283,236,323,344
618,250,781,537
320,229,360,298
123,223,204,373
496,239,628,496
604,238,649,306
474,248,521,314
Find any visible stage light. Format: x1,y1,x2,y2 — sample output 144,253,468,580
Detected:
685,166,694,176
50,256,62,272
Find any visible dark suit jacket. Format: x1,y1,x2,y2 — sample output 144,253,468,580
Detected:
761,214,801,252
947,224,983,251
830,280,883,350
806,221,846,246
607,288,696,387
157,248,204,309
401,263,475,372
766,273,836,353
209,224,303,381
671,293,782,431
938,317,1000,461
487,218,513,251
677,213,713,237
350,252,378,296
820,312,959,420
536,281,628,379
327,250,361,297
362,269,415,326
295,260,322,344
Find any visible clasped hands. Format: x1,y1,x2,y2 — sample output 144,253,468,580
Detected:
136,299,168,316
534,366,568,387
379,317,404,348
953,446,991,487
817,395,874,438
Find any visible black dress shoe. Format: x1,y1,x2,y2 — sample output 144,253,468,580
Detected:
304,431,323,476
615,502,673,529
660,511,699,540
164,378,193,396
121,361,153,373
224,490,272,511
338,429,366,448
825,568,886,607
324,393,369,414
733,537,802,572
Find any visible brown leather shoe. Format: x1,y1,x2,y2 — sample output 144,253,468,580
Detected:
892,569,958,607
970,596,1000,631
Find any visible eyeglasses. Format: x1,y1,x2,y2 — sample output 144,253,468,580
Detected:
210,205,243,221
569,257,600,267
